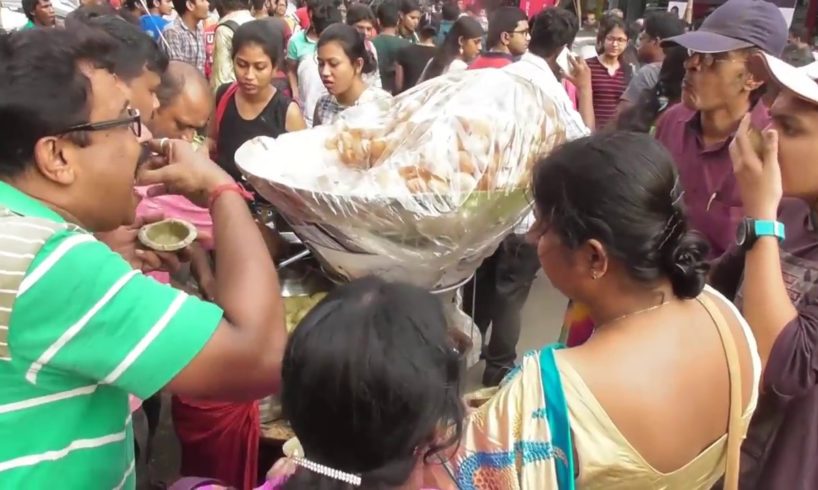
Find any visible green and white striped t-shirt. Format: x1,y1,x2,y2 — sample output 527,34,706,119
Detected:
0,182,222,489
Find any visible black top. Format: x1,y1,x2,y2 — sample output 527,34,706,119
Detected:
395,44,436,93
215,83,292,182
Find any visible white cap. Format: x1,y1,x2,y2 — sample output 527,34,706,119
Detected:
761,53,818,105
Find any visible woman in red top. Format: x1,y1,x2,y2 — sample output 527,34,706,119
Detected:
586,15,630,129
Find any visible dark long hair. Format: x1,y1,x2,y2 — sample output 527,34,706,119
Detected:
615,46,686,133
424,16,484,80
281,276,464,490
318,23,377,75
532,132,709,299
231,19,284,66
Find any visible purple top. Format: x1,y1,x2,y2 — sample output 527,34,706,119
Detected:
711,198,818,488
654,102,771,258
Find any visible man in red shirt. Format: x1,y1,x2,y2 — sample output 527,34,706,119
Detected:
469,7,528,70
295,0,310,29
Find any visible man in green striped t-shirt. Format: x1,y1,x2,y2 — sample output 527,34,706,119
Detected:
0,28,286,489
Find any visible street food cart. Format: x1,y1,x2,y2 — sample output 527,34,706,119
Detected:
234,68,567,444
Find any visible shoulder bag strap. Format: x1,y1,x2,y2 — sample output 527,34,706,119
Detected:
696,293,743,490
210,82,240,154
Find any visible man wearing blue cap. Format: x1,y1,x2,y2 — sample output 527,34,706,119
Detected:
654,0,788,258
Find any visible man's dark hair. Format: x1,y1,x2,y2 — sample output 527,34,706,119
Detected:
0,28,118,177
88,15,168,80
441,1,459,21
65,3,118,28
399,0,419,15
529,7,577,58
643,12,684,41
346,4,375,26
221,0,249,13
376,1,400,28
172,0,191,15
311,0,342,35
486,6,526,48
22,0,39,21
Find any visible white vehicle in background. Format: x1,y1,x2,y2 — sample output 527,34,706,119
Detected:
0,0,78,30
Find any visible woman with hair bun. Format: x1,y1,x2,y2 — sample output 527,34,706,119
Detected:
313,23,391,126
450,132,761,489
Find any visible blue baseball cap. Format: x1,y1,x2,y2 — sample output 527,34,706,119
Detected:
662,0,788,56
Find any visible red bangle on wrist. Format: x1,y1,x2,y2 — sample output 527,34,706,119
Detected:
208,182,254,209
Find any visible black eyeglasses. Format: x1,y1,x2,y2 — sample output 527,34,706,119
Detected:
686,49,743,69
56,108,142,138
510,28,530,36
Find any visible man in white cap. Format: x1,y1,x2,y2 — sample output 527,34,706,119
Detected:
654,0,788,258
712,54,818,488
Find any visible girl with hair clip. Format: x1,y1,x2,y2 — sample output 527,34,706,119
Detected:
419,16,484,82
172,277,463,490
277,276,464,489
313,24,391,126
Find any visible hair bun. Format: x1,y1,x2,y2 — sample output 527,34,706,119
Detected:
662,231,709,299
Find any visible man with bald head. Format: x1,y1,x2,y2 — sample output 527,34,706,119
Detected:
139,60,214,267
151,60,214,142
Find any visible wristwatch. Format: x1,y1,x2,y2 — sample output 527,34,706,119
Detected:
735,218,785,251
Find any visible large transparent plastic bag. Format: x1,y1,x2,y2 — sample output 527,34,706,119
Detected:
236,69,566,290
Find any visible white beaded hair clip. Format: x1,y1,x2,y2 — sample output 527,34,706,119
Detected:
292,457,363,487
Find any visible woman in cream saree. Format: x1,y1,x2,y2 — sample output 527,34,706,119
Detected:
449,346,574,490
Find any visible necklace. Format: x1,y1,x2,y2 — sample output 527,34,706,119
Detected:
597,300,670,329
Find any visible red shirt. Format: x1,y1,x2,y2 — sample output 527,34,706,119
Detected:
468,52,514,70
296,6,310,29
587,56,627,129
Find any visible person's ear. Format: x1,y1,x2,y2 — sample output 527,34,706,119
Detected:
500,31,511,45
186,0,194,11
354,56,364,75
584,239,609,281
742,69,765,93
33,136,78,186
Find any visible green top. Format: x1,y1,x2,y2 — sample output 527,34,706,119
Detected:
286,29,317,62
0,182,222,489
22,20,35,29
372,34,410,93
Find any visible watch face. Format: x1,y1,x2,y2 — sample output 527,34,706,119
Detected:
736,220,749,247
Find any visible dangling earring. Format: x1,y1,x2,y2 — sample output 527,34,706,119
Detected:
591,271,600,280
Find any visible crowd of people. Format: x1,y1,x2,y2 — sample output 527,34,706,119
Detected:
3,0,818,488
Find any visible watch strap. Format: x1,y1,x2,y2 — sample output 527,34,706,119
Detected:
753,219,785,242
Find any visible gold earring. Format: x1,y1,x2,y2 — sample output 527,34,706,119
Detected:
591,271,600,280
